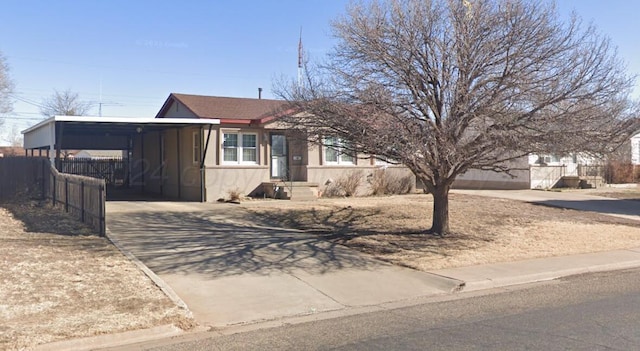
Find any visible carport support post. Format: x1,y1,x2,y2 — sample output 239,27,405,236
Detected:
199,125,213,202
55,122,64,171
176,129,181,199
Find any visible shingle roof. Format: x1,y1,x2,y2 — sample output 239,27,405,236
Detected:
157,93,291,123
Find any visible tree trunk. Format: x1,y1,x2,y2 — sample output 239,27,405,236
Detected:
430,184,450,235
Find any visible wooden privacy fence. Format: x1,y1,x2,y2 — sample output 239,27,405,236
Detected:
0,157,46,200
0,157,106,235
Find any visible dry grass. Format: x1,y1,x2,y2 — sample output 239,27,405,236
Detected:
245,193,640,271
0,201,194,351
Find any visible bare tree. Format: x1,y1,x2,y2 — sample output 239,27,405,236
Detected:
40,89,93,116
0,51,14,119
276,0,638,235
4,124,23,147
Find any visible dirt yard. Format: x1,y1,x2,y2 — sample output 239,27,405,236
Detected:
0,201,194,351
245,189,640,271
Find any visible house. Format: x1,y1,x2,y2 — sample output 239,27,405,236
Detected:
151,93,414,201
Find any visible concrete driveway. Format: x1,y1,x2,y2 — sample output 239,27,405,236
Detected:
105,201,460,328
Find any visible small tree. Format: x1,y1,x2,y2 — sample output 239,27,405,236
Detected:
40,89,93,116
0,51,14,115
277,0,638,235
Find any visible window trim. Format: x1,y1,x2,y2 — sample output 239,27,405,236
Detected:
222,131,259,165
323,137,355,165
192,131,201,164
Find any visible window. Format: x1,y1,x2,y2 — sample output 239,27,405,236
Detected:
223,132,258,164
324,137,354,165
192,131,201,164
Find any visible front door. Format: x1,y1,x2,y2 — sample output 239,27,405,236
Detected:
270,134,288,179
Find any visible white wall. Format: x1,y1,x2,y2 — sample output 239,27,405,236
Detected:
632,133,640,165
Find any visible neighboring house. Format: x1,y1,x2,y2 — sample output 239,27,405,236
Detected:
71,150,125,159
632,132,640,165
0,146,26,157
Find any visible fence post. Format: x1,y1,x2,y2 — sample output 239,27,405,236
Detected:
80,181,85,223
99,183,106,236
41,159,46,200
64,178,69,212
52,172,57,206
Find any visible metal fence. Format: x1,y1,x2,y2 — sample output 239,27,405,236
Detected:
60,158,126,186
0,157,106,235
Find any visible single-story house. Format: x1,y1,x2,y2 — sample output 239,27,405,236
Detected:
149,93,415,201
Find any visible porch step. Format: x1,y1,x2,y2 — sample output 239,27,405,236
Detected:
578,176,605,189
262,182,319,201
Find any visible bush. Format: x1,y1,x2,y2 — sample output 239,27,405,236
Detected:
605,161,640,184
227,188,243,202
368,168,414,195
322,170,364,197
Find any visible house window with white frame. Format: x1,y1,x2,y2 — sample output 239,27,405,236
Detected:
324,136,354,165
223,132,258,164
192,131,201,164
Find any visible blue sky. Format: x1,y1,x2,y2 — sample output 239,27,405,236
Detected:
1,0,639,144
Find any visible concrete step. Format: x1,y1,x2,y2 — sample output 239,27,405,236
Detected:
278,182,318,201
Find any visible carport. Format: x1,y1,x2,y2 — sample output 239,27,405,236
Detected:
22,116,220,201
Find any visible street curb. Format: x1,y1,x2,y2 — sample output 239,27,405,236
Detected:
34,325,183,351
104,227,193,317
462,261,640,291
434,251,640,293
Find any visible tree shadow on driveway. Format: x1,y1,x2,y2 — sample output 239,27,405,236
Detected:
106,208,383,278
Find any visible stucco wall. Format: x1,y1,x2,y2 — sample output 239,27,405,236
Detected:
452,168,531,190
452,157,531,190
205,166,270,201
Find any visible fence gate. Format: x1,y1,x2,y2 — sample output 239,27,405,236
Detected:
60,158,127,186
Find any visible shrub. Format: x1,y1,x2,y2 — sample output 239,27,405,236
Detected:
605,161,639,184
368,168,414,195
322,170,364,198
227,188,243,202
336,170,363,197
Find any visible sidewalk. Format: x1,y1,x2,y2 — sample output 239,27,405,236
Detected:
46,247,640,351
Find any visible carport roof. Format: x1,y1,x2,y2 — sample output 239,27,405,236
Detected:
22,115,220,134
22,115,220,150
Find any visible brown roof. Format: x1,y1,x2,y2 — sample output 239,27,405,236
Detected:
156,93,292,124
0,146,26,157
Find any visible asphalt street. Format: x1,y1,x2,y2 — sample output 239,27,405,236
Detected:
113,267,640,351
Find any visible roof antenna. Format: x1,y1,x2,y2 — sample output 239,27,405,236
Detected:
258,87,263,100
298,26,303,88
